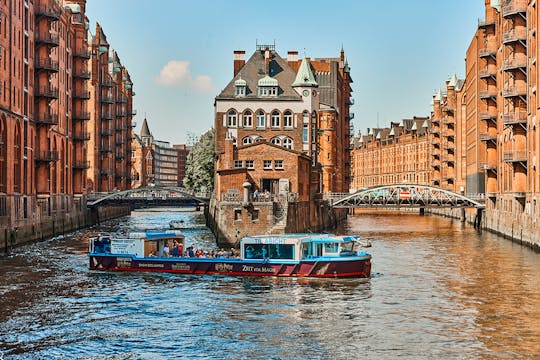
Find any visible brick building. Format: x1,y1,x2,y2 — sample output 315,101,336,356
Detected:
87,23,134,193
173,143,190,187
351,117,432,190
210,45,351,243
0,0,91,228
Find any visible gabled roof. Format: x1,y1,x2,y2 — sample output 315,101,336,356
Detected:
292,58,318,87
216,50,301,101
236,140,311,160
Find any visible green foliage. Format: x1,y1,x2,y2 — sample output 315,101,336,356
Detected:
183,128,215,192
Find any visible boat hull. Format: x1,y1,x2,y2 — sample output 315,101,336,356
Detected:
89,255,371,278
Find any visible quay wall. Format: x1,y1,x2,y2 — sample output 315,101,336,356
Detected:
207,198,347,246
1,204,130,254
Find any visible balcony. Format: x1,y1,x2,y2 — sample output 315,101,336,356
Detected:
502,85,527,98
100,129,113,136
503,150,527,162
100,146,113,153
441,105,455,113
479,89,497,99
431,139,440,146
34,112,59,126
35,32,60,46
101,95,115,103
479,132,497,142
479,47,497,58
431,160,441,168
443,116,455,124
115,125,126,132
432,150,441,157
117,95,128,104
35,58,59,72
73,89,90,99
479,67,496,79
35,150,59,162
73,160,90,169
101,112,114,120
101,78,114,87
502,1,527,17
502,29,527,44
35,86,59,99
478,18,496,28
480,161,497,171
131,121,137,128
502,58,527,71
73,111,91,121
72,131,90,141
73,48,91,59
429,128,440,135
73,68,91,79
35,4,61,19
116,110,127,117
502,112,527,125
479,111,497,121
115,152,125,159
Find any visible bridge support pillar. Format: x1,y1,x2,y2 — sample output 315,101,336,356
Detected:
461,208,466,223
474,208,483,230
419,208,425,216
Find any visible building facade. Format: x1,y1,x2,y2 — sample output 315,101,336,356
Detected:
0,0,134,244
210,45,351,243
173,144,190,187
86,23,134,193
351,117,432,190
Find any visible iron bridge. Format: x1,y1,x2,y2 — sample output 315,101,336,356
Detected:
87,186,211,208
324,185,485,209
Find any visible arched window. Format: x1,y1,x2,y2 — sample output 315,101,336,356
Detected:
283,137,293,149
242,136,253,145
243,110,253,128
256,110,265,128
284,111,293,128
227,110,237,127
270,137,281,146
271,110,280,128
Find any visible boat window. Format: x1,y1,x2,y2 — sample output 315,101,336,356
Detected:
324,243,339,254
93,237,111,253
244,244,294,260
340,242,355,252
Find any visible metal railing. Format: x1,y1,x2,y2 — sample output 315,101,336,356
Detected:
35,58,59,71
502,29,527,44
502,1,527,17
502,112,527,125
34,112,59,125
35,150,59,162
503,150,527,162
35,32,60,45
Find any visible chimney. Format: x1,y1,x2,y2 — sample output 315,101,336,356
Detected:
233,50,245,76
264,48,270,75
287,51,298,71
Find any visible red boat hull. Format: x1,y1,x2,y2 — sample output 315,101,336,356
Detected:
89,256,371,278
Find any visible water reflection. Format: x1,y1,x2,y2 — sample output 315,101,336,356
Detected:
0,209,539,359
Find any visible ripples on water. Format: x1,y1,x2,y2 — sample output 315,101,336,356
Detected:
0,209,539,359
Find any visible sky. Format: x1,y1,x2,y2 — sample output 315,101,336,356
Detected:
85,0,485,145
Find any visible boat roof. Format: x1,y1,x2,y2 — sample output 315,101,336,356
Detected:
241,234,360,245
114,230,184,240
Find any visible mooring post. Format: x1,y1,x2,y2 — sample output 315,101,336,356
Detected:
419,207,425,216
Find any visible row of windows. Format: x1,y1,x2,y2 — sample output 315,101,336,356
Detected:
241,135,293,149
233,160,284,170
227,109,311,128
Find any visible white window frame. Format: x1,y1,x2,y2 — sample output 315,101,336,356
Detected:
284,111,293,128
234,160,243,168
274,160,284,170
227,110,237,127
243,111,253,128
271,137,281,146
271,111,280,128
245,160,254,169
257,111,265,128
263,160,272,169
283,137,293,149
242,137,253,145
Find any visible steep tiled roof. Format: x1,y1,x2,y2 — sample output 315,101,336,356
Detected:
216,50,302,101
292,58,318,87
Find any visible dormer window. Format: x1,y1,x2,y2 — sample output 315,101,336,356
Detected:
257,75,278,97
234,78,247,97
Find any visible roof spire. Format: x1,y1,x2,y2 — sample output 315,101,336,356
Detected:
292,56,318,87
140,117,151,137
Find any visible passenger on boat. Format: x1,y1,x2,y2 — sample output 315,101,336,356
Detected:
171,240,179,257
187,246,195,258
163,242,170,257
245,246,254,259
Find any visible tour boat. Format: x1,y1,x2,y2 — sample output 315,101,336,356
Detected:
88,231,371,278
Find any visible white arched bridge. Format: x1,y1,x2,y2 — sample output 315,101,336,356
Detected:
87,186,211,208
324,185,485,209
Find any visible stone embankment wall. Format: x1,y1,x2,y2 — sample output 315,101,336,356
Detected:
207,198,347,246
427,207,540,251
1,206,130,254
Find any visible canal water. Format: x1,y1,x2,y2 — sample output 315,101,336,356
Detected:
0,208,539,359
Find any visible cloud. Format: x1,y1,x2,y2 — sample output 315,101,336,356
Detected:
155,60,215,93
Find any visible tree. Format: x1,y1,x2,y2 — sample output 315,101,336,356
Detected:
183,128,215,192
